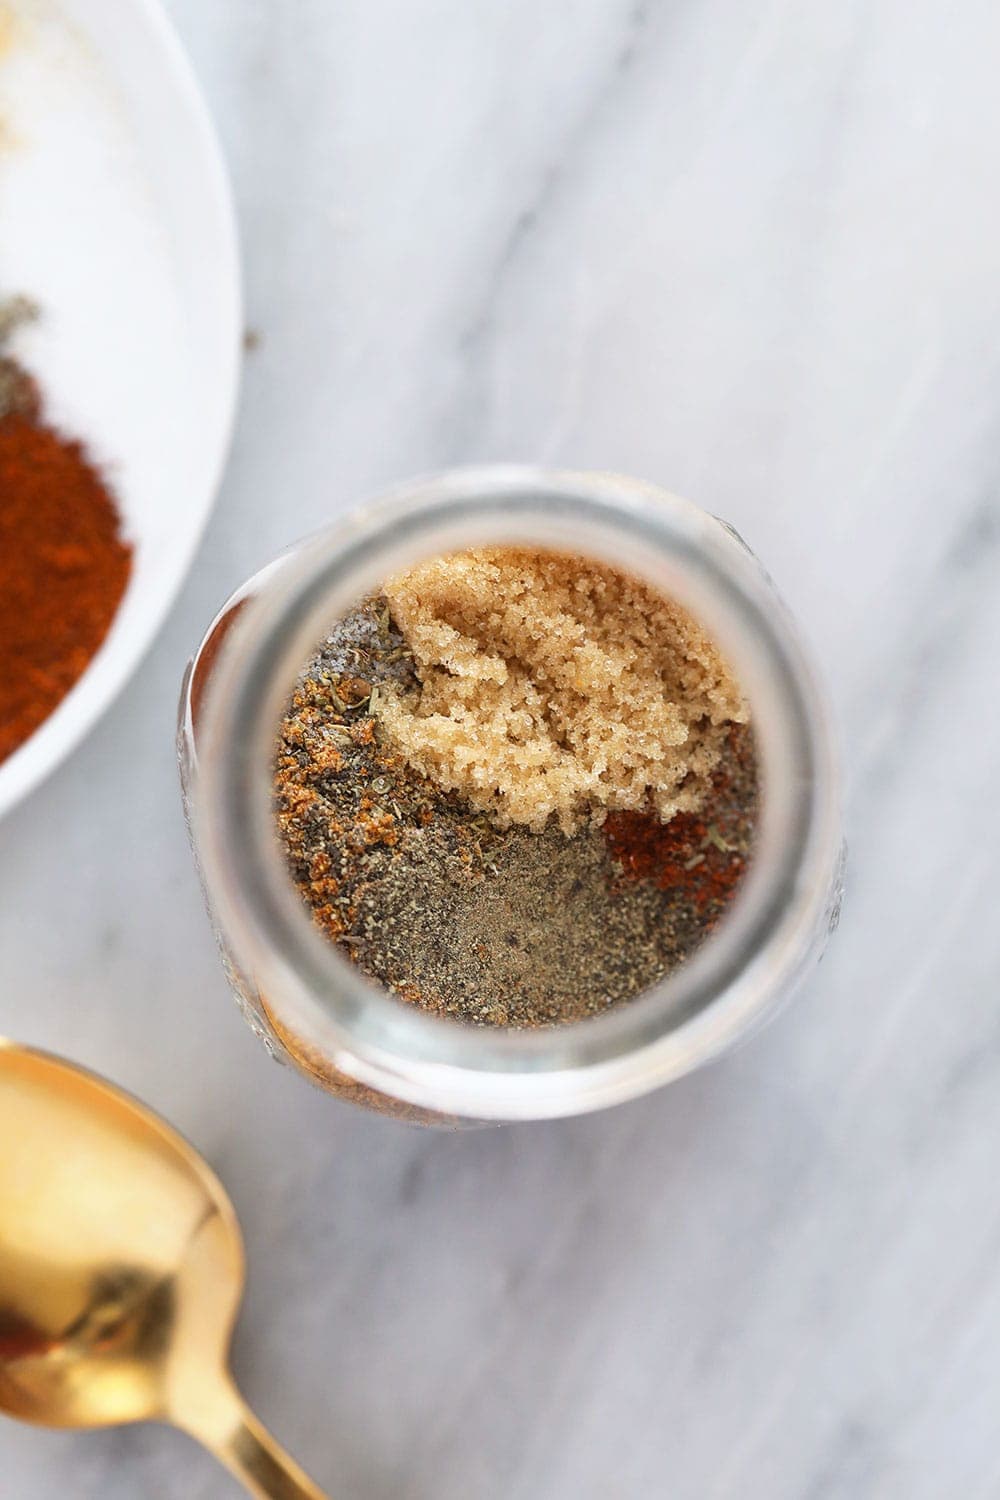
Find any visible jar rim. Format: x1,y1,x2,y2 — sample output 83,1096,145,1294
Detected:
191,466,840,1119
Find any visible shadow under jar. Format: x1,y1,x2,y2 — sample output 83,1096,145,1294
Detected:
178,467,843,1126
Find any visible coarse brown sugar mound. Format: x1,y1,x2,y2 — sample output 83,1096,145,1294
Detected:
376,546,748,832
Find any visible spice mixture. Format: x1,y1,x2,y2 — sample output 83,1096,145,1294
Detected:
0,295,132,762
274,577,759,1029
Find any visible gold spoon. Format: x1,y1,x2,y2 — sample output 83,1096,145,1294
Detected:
0,1039,328,1498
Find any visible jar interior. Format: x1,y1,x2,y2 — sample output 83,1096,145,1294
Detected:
270,544,762,1035
194,470,836,1118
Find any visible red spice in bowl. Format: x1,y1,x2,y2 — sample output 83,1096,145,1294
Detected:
0,316,132,764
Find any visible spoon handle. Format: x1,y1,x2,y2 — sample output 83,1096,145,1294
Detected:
178,1378,330,1499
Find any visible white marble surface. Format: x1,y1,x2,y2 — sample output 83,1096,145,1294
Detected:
3,1,1000,1495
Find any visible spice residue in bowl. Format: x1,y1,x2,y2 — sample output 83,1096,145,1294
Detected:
274,550,759,1028
0,295,132,763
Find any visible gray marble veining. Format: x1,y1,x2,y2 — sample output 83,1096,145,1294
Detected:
3,2,1000,1495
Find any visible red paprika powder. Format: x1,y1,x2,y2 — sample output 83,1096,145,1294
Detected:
604,723,759,930
0,356,132,763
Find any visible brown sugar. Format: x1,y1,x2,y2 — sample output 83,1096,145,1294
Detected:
378,547,747,832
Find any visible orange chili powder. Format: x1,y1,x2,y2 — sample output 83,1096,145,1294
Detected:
0,373,132,762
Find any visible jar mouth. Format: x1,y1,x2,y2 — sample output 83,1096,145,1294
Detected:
194,467,839,1120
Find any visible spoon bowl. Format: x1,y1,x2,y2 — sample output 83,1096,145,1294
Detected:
0,1040,327,1498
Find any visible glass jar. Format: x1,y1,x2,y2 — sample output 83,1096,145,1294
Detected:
178,467,843,1125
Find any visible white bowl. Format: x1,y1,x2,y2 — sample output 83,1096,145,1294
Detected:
0,0,241,818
